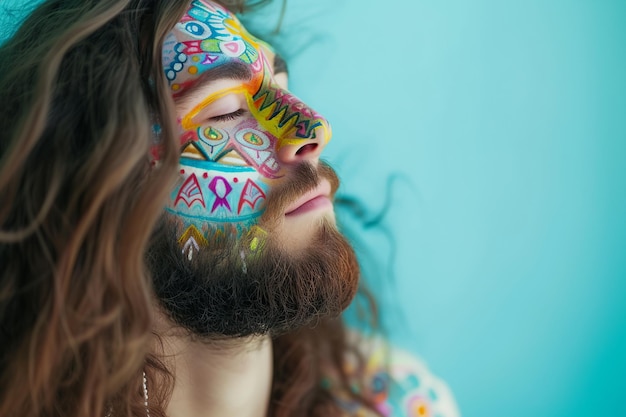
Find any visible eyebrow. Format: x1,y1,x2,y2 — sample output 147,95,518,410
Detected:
173,61,252,109
273,53,288,75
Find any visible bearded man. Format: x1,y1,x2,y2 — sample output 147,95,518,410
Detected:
0,0,459,416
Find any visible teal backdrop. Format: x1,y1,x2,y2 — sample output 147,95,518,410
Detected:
244,1,626,416
3,1,625,416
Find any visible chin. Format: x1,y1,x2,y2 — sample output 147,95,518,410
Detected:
271,205,338,252
147,215,359,338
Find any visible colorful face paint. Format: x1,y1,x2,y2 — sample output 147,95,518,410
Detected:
159,0,330,257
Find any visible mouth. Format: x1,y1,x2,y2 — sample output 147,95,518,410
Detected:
284,179,333,217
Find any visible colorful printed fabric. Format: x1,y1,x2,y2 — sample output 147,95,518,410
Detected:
325,334,460,417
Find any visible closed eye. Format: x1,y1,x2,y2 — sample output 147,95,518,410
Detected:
210,108,245,122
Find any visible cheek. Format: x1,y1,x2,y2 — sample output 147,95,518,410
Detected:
234,128,271,149
196,126,230,159
170,166,270,221
176,106,287,178
233,125,283,177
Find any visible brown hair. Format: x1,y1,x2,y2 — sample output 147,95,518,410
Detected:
0,0,186,416
0,0,384,416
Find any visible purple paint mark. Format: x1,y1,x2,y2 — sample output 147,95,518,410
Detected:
202,54,219,65
208,176,232,213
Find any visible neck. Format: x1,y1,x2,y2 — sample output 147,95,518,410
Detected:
155,314,273,417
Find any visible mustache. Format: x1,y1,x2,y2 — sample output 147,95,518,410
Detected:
260,161,339,225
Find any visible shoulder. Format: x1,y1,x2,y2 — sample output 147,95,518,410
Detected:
326,332,461,417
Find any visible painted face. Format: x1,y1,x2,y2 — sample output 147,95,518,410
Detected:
159,0,331,257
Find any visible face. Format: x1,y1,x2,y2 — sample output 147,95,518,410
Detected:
159,0,332,258
149,0,359,338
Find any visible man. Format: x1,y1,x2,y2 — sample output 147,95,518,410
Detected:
144,2,459,417
144,3,362,415
149,0,358,339
0,1,458,416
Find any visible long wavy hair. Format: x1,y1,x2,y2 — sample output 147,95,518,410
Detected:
0,1,383,416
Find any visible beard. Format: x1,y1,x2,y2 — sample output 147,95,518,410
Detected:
146,163,359,338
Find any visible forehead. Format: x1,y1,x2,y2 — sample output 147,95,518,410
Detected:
162,0,274,96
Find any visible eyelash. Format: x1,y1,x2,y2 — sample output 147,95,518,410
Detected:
210,108,245,122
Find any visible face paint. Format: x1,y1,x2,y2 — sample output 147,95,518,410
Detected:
159,0,331,257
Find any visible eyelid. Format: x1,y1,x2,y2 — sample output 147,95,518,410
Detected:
181,85,248,130
210,108,245,122
194,96,242,123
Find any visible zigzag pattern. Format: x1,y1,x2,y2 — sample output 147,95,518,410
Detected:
253,86,321,139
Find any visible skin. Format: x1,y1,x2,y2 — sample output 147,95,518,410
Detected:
159,0,334,259
153,2,339,416
154,315,273,417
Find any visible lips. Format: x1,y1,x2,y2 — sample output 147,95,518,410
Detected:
284,179,333,216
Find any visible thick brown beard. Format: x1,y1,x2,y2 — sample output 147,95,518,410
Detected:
146,163,359,338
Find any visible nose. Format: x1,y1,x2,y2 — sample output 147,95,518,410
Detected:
276,122,331,164
272,87,332,164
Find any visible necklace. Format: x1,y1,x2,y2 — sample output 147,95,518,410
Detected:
143,371,150,417
104,371,150,417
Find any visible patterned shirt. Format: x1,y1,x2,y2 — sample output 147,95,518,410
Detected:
324,334,460,417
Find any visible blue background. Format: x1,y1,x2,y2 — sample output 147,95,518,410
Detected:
3,1,626,416
245,1,626,416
